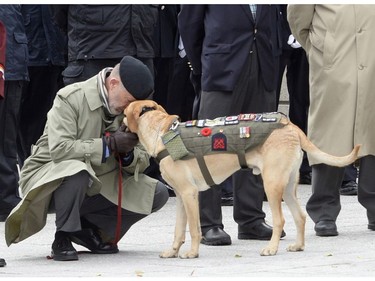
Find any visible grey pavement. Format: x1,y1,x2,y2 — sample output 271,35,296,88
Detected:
1,183,374,278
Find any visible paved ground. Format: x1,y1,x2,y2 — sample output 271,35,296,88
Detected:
1,183,374,278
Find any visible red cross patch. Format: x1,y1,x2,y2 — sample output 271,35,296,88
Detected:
211,133,227,151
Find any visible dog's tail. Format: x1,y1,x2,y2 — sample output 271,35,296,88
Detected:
294,123,361,167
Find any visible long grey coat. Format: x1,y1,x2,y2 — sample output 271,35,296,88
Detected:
5,77,157,246
287,5,375,164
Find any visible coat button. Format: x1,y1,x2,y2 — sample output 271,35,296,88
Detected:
358,64,364,70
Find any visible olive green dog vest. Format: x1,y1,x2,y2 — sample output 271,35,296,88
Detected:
159,112,286,186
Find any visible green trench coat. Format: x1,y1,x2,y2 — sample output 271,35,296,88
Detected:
5,76,157,246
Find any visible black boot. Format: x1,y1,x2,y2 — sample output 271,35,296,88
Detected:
51,231,78,261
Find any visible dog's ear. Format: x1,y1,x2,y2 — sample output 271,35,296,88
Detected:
123,102,139,133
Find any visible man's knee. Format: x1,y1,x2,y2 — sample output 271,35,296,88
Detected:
152,181,169,212
54,170,90,200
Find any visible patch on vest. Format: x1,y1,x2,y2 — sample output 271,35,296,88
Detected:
240,127,251,138
212,133,227,151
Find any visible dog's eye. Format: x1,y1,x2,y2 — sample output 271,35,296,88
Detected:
139,106,156,117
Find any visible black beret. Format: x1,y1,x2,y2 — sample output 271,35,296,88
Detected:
119,56,154,100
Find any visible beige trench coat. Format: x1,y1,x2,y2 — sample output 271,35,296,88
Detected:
287,5,375,164
5,77,157,246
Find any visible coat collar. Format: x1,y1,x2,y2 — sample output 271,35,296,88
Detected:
82,76,104,112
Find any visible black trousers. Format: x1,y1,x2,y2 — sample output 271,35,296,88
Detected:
343,164,357,182
0,81,23,217
307,155,375,224
52,171,169,242
166,56,195,122
17,65,64,166
276,48,310,175
198,48,277,233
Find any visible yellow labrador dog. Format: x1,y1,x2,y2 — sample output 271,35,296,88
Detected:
124,100,360,258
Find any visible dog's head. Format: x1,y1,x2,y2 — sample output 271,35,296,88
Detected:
124,100,167,133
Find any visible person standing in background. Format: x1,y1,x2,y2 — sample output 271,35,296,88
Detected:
179,4,285,245
148,5,196,189
49,5,158,86
276,4,311,185
166,35,196,122
277,4,358,195
0,16,7,269
145,4,179,186
0,5,29,222
17,5,67,166
152,4,179,109
288,4,375,236
152,5,195,122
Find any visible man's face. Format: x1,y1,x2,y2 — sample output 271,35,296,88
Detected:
107,80,136,115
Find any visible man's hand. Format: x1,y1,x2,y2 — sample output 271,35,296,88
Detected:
105,124,139,155
287,34,301,49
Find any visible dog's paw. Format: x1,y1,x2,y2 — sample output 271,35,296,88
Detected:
286,243,304,252
260,247,278,256
159,249,179,258
179,251,199,259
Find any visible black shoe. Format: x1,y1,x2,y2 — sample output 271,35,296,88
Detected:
0,258,6,267
314,221,338,236
340,180,358,196
238,221,286,240
51,232,78,261
69,228,119,254
299,172,312,185
201,227,232,246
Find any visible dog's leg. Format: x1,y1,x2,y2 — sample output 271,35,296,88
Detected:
178,187,201,259
283,168,306,252
159,193,187,258
260,170,287,256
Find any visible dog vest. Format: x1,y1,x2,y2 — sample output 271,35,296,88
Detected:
157,112,287,186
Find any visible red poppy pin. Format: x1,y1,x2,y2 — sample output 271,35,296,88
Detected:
201,127,212,136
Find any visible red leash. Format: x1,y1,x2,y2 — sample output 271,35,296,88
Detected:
104,130,123,246
113,156,123,246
